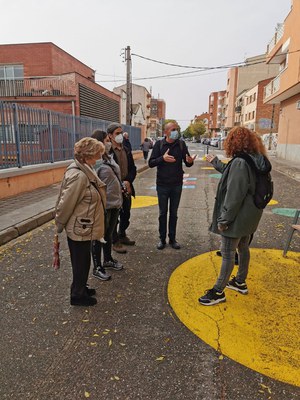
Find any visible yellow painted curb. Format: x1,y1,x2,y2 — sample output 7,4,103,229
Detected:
168,249,300,387
132,195,158,209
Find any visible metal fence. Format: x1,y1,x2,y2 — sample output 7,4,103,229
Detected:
0,102,141,169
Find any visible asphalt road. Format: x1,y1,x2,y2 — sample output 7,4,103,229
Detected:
1,143,299,400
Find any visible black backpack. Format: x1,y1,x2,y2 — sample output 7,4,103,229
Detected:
234,153,273,209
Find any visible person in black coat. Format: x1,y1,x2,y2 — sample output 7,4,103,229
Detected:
107,123,137,253
149,122,195,250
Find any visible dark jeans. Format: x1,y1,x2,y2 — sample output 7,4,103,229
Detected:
92,208,120,266
117,195,132,239
143,151,149,161
157,185,182,242
67,237,91,298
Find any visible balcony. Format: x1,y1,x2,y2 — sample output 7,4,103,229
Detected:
267,23,284,54
0,76,76,98
235,106,242,113
264,75,280,100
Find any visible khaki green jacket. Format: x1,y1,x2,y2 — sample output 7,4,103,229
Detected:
55,159,106,241
210,156,264,238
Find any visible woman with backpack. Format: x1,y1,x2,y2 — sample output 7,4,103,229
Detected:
199,127,272,306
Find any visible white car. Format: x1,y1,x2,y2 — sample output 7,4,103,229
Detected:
210,138,219,147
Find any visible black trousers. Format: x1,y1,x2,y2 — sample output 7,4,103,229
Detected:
67,237,91,298
92,208,120,267
113,195,132,242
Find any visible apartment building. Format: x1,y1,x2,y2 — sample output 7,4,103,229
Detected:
149,97,166,137
208,91,226,135
0,42,120,121
225,55,279,130
113,83,151,137
264,0,300,161
234,78,280,136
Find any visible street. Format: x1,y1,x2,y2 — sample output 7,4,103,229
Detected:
1,143,300,400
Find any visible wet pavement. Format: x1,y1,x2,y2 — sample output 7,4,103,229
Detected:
0,145,300,399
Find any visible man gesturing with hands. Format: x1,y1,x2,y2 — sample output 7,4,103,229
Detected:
149,122,196,250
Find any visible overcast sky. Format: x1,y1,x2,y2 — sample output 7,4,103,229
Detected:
0,0,291,129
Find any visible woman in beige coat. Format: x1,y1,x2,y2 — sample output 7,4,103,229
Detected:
55,137,106,306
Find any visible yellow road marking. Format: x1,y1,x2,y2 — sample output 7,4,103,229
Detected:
168,249,300,387
132,195,158,209
268,199,278,206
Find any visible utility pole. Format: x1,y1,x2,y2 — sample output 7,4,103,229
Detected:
268,103,275,150
125,46,132,125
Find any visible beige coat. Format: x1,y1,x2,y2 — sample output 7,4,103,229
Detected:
55,159,106,241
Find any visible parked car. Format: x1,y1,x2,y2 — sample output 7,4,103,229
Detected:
202,138,211,145
210,138,220,147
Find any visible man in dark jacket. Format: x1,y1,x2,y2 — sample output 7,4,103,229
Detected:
107,123,137,253
149,122,195,250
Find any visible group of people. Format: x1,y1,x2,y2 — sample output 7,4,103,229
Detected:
55,123,136,306
55,121,271,308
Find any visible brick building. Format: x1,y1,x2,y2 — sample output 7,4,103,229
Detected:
264,0,300,161
0,42,120,121
234,78,280,135
149,98,166,137
208,91,226,135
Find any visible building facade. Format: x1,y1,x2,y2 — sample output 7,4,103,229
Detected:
113,83,151,137
264,0,300,161
234,78,280,137
224,55,279,131
148,98,166,137
0,42,120,121
208,91,226,136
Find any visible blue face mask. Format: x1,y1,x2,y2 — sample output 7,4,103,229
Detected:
170,130,179,140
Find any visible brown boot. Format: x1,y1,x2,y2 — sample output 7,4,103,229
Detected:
112,241,127,254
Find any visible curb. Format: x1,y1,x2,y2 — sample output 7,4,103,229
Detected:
0,166,149,247
0,209,55,246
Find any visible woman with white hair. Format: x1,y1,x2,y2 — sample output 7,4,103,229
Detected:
55,137,106,307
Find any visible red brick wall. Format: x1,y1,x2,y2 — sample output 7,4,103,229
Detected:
256,78,280,134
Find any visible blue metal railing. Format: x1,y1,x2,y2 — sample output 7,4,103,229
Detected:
0,102,141,169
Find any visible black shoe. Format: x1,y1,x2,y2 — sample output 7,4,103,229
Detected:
103,259,123,271
86,287,96,296
170,240,181,249
216,250,239,265
157,240,166,250
227,276,248,294
199,288,226,306
71,296,97,306
93,267,112,280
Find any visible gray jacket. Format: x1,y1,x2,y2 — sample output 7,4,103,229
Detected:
210,154,269,238
96,155,123,210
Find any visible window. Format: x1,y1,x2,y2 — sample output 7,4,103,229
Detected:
0,64,24,96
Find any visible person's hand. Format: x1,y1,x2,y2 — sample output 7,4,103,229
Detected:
205,154,216,163
186,154,197,164
163,149,176,163
123,180,132,194
218,223,228,232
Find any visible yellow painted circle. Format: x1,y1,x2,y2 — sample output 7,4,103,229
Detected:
132,195,158,208
168,249,300,387
201,167,215,170
268,199,279,206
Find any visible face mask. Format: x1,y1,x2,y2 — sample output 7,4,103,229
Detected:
115,134,123,144
170,130,179,140
105,142,112,153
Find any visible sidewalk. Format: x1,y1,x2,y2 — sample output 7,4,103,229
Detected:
0,153,299,246
0,157,149,246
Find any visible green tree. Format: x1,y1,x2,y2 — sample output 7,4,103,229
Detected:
190,121,206,140
182,125,193,139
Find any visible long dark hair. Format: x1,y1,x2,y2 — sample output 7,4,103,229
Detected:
91,130,109,161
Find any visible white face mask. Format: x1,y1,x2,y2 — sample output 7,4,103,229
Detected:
115,134,123,144
105,142,112,153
